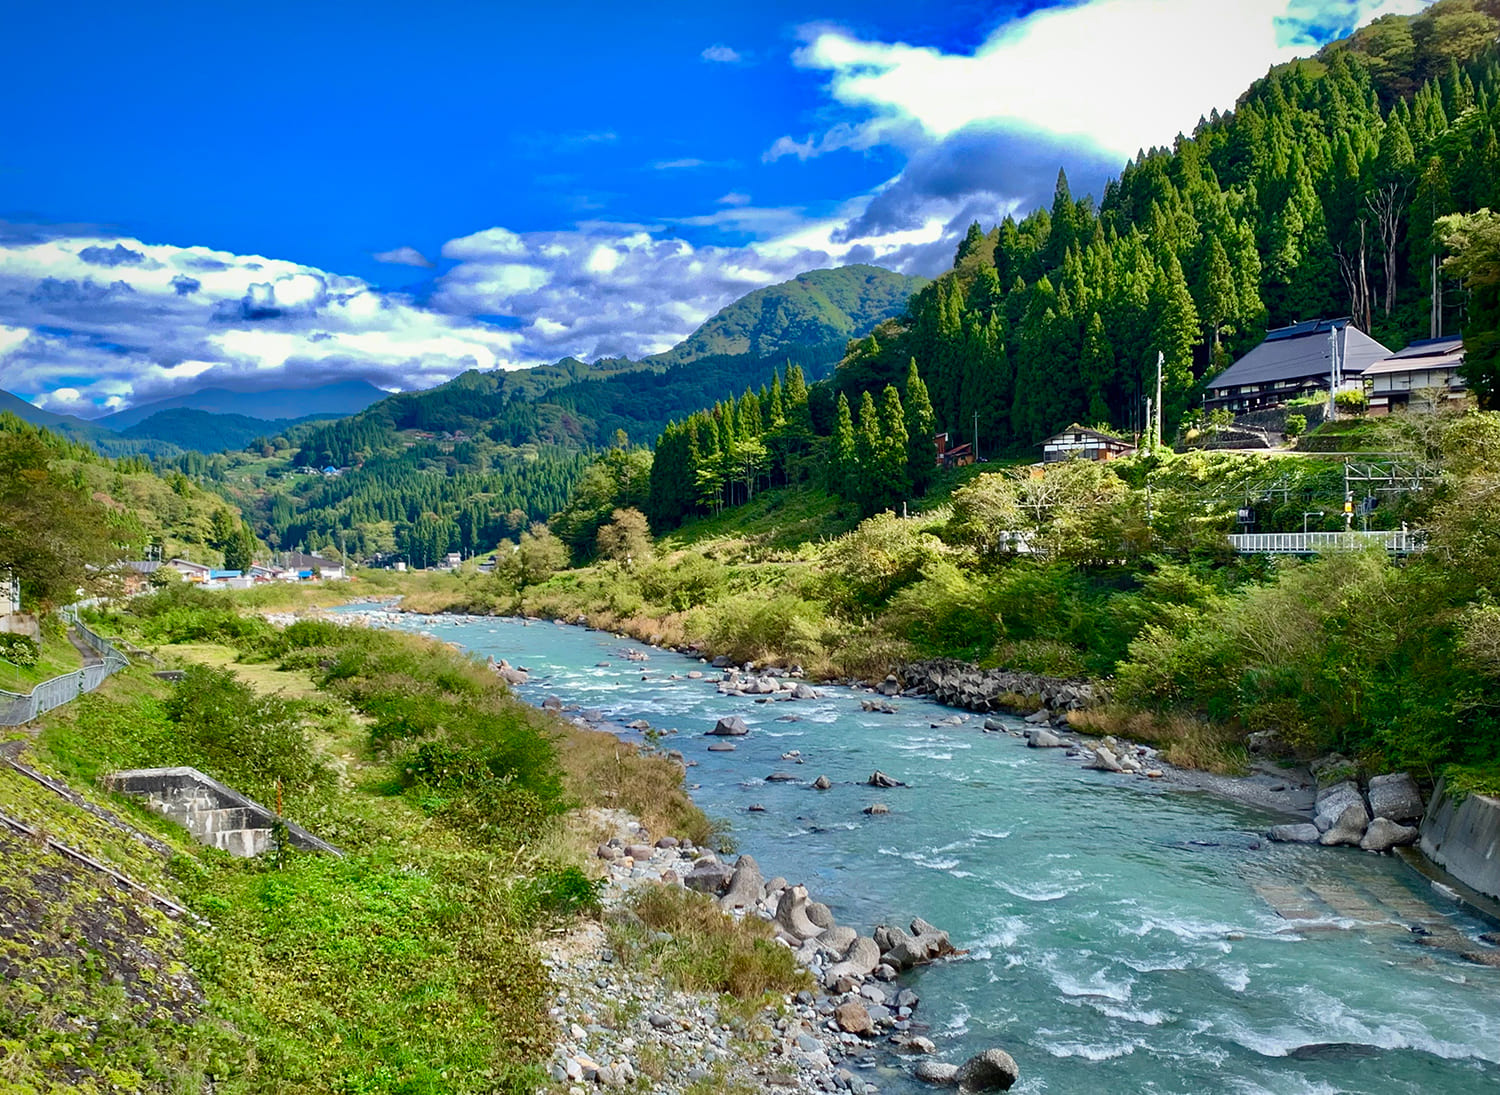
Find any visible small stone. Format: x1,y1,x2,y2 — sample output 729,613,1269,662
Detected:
864,803,890,815
834,1000,873,1035
813,775,832,790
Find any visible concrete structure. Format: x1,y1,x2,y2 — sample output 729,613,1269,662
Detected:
1040,424,1135,463
1420,778,1500,902
1,570,20,615
1204,319,1392,413
1364,336,1466,415
105,766,341,858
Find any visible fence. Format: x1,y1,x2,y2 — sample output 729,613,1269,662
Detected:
1226,530,1425,555
0,604,132,726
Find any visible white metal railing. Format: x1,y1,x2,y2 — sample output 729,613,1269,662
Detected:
0,603,131,726
1227,530,1424,555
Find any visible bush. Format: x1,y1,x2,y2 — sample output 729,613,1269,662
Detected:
638,552,728,611
609,885,809,1000
0,633,38,666
1284,413,1307,438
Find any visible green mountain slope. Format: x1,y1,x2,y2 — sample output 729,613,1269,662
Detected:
649,265,926,365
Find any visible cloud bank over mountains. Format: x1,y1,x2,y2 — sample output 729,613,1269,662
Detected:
0,0,1433,417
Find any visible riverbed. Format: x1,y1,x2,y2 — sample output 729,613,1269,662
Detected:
346,608,1500,1094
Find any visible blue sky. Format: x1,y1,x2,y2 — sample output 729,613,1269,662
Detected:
0,0,1430,416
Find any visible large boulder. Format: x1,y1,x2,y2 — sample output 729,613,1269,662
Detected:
1314,781,1365,830
773,883,824,940
868,770,906,788
1319,803,1370,847
791,683,820,700
817,925,858,957
806,901,836,930
1360,816,1420,853
684,859,734,894
708,715,749,736
813,775,832,790
834,1000,873,1035
955,1048,1019,1091
718,854,764,910
1367,772,1424,823
827,936,881,982
1267,823,1322,844
914,1060,959,1085
1026,728,1066,749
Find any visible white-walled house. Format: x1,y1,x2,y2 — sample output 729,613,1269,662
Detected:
1363,336,1466,414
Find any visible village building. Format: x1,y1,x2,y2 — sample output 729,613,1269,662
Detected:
933,432,974,470
279,552,347,581
1203,318,1392,413
167,558,213,582
1363,335,1467,415
1040,424,1135,463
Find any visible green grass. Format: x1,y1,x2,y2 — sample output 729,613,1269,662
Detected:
0,635,85,694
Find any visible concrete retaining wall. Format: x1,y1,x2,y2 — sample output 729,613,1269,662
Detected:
1419,777,1500,902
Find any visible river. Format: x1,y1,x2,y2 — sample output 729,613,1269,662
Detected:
346,608,1500,1094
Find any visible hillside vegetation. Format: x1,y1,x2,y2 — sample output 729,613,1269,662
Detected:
1,587,719,1093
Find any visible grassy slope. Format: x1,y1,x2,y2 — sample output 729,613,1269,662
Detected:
0,597,719,1094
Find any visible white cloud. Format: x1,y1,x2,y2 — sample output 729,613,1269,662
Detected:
780,0,1435,162
0,230,524,416
372,245,435,267
701,44,743,64
717,192,753,206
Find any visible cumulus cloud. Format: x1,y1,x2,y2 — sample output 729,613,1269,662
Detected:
0,231,522,417
782,0,1434,163
372,245,435,267
701,44,743,63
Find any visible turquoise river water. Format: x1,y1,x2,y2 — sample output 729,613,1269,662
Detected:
348,609,1500,1094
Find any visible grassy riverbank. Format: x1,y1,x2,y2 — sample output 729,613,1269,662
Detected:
387,408,1500,792
0,586,731,1093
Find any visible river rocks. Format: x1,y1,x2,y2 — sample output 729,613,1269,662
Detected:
765,772,799,782
1084,746,1125,773
861,699,898,714
684,858,733,894
542,695,563,710
1026,728,1066,748
706,742,736,752
708,715,749,736
817,925,858,956
876,919,955,970
1320,803,1372,847
834,1000,873,1035
806,901,836,930
864,803,890,815
813,775,832,790
1268,823,1322,844
774,883,824,940
718,855,764,910
868,770,906,788
493,660,529,686
627,719,651,730
897,658,1095,714
791,683,820,700
914,1060,960,1084
1367,772,1424,823
1314,781,1365,830
1360,816,1420,853
956,1047,1020,1091
827,936,881,982
877,675,902,696
625,844,654,861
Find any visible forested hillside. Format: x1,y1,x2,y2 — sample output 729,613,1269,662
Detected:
832,0,1500,452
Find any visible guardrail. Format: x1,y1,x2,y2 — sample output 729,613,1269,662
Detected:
0,603,131,726
1226,530,1425,555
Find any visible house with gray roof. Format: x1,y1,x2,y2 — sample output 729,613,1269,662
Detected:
1363,336,1466,414
1203,319,1392,413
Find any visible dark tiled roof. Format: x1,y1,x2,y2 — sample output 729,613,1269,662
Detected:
1387,335,1464,359
1206,320,1392,391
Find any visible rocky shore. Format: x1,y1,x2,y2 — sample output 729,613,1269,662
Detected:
542,808,1017,1094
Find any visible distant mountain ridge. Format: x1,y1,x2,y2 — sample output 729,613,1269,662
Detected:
97,379,388,429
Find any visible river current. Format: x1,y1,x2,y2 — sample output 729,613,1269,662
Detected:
345,608,1500,1094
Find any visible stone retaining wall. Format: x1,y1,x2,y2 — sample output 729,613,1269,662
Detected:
1419,778,1500,902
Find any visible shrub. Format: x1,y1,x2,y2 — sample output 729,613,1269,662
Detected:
0,633,38,666
1284,413,1307,438
638,552,728,611
610,884,809,999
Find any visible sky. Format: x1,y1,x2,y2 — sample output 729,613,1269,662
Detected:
0,0,1432,418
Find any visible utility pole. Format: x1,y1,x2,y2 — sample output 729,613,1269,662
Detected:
1327,324,1340,423
1144,396,1154,452
1154,351,1164,449
972,411,979,462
